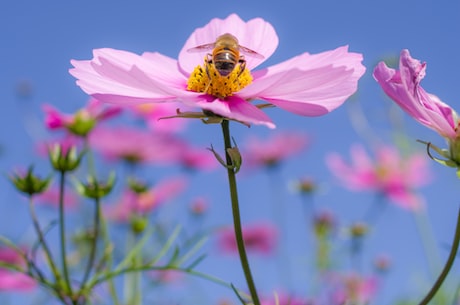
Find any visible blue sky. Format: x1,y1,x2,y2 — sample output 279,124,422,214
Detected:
1,1,460,304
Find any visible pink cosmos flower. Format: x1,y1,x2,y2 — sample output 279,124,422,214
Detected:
70,14,365,129
131,102,189,133
326,145,431,210
217,222,277,255
0,247,36,291
177,143,217,171
105,177,187,222
88,126,182,165
374,50,458,140
243,132,308,167
43,98,121,136
331,273,378,305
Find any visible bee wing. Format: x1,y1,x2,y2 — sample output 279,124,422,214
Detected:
187,43,216,53
239,45,265,59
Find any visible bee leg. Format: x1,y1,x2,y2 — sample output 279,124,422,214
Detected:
233,57,247,90
237,56,246,77
203,55,214,93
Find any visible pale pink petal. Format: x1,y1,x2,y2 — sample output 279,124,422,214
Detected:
0,271,36,291
373,50,457,139
178,14,278,74
70,48,197,105
240,46,365,116
188,95,275,128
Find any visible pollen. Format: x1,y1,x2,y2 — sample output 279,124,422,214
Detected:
186,60,253,99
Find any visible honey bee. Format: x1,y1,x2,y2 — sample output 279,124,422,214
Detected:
187,33,264,78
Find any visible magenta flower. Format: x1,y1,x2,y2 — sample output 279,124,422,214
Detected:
326,145,431,210
0,247,36,291
243,131,308,168
217,222,277,255
88,126,182,165
374,50,460,166
105,177,187,222
70,14,365,128
43,98,121,136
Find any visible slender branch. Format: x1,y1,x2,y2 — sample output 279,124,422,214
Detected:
58,170,73,294
28,196,61,284
418,207,460,305
221,120,261,305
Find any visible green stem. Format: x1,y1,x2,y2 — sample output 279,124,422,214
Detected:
28,197,62,287
58,170,72,295
100,214,121,305
221,120,261,305
418,207,460,305
78,196,101,295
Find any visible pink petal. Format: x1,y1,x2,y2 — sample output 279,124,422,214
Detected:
178,14,278,74
70,48,197,105
190,95,275,128
240,46,365,116
373,50,457,139
42,104,69,129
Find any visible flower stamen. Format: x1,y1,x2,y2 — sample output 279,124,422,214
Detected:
187,59,253,99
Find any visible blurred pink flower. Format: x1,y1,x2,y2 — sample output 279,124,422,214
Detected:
34,185,79,209
189,196,209,216
178,143,217,171
217,222,277,255
35,135,83,157
326,145,431,210
243,132,308,168
43,98,121,136
332,273,378,305
131,102,189,133
0,247,36,291
70,14,365,128
106,177,187,222
88,126,182,165
261,292,311,305
374,50,459,140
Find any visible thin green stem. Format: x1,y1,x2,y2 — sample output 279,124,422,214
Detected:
78,196,101,295
28,197,62,286
58,170,72,295
221,120,261,305
99,207,121,305
418,207,460,305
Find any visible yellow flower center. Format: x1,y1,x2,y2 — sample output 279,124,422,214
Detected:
187,58,253,99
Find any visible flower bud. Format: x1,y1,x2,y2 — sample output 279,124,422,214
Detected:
66,110,96,137
127,177,149,194
130,215,148,234
349,222,368,238
49,144,84,172
75,172,116,199
9,166,52,197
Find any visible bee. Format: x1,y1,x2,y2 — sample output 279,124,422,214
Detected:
187,33,264,78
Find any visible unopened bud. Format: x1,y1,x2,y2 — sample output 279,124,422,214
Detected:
9,166,52,196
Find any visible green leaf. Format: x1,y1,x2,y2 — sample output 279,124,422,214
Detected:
146,225,181,266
